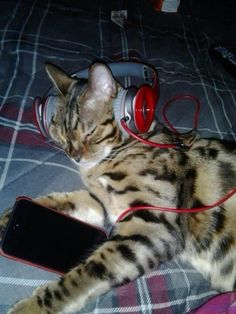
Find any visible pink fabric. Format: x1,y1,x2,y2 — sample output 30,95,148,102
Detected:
192,291,236,314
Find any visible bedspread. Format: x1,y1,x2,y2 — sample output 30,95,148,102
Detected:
0,0,236,313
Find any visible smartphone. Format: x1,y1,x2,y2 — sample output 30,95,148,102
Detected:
0,197,108,274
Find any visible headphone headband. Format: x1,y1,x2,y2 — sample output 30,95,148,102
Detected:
74,61,157,88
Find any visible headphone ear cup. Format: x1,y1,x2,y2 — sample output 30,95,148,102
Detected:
34,97,47,138
122,87,138,133
34,95,58,139
133,85,156,133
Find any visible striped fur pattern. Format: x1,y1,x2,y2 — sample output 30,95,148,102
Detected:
4,62,236,313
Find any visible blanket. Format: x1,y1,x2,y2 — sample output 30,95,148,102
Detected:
0,0,235,313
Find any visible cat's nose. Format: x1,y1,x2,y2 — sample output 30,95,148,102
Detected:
73,155,81,162
72,149,83,161
67,146,83,162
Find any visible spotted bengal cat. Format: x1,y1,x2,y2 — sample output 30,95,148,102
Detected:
1,62,236,314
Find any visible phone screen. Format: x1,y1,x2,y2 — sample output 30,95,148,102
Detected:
0,198,107,274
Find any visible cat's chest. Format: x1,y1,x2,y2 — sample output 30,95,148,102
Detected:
82,165,127,192
81,165,132,218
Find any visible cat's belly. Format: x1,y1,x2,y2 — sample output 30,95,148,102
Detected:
180,244,236,291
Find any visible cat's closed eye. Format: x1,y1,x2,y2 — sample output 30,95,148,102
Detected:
86,126,97,138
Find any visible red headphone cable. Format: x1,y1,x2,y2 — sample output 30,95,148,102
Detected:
116,188,236,222
120,118,186,149
161,94,201,135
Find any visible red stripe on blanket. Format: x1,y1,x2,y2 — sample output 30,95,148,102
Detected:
0,103,50,148
147,274,172,314
117,281,140,313
0,126,50,148
0,103,21,120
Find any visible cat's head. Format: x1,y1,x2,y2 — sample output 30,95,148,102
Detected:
45,62,123,169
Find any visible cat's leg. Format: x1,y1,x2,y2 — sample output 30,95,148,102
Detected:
8,211,184,314
0,208,12,240
35,190,107,227
0,190,106,239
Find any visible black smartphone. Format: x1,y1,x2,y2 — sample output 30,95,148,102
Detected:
0,197,108,274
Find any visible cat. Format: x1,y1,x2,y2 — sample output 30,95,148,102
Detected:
1,61,236,314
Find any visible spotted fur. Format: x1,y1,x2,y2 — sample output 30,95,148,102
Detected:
2,62,236,313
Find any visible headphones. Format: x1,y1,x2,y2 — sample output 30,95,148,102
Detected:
34,62,159,140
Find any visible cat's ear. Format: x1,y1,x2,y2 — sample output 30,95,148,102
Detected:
45,62,77,95
88,63,117,101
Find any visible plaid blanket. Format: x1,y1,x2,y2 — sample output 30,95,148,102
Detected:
0,0,236,313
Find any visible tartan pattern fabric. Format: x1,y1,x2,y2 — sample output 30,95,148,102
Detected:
0,0,235,313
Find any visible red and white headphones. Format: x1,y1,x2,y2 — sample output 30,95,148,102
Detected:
34,61,159,139
34,61,201,149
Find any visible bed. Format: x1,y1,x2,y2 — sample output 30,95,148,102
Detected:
0,0,236,313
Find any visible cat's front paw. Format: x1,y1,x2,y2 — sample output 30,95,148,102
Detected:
8,282,64,314
7,296,46,314
0,208,11,241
